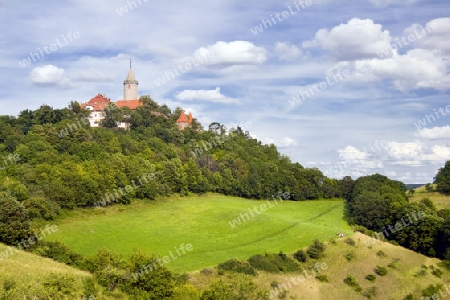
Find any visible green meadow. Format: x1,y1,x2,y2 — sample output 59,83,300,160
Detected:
46,194,351,272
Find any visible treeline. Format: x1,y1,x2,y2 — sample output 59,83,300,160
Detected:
345,171,450,259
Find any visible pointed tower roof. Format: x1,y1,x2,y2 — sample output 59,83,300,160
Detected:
126,68,136,81
176,111,190,123
188,112,193,124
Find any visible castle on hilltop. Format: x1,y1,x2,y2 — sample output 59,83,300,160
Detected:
81,62,193,130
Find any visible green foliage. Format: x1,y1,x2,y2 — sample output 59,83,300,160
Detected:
0,192,32,244
376,250,386,257
420,198,436,210
315,274,329,282
431,268,443,278
293,249,308,262
42,272,82,299
403,293,415,300
125,250,175,299
344,251,356,261
23,196,60,220
435,161,450,194
247,253,301,273
200,275,267,300
343,275,362,292
374,265,388,276
365,274,376,282
307,239,326,259
422,284,443,297
217,258,257,276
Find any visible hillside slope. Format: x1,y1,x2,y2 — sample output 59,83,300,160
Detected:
0,242,127,299
187,232,450,299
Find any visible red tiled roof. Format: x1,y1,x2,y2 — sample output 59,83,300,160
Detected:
115,100,143,110
81,94,111,111
176,111,190,123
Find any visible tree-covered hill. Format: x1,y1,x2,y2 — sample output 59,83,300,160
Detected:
0,97,348,244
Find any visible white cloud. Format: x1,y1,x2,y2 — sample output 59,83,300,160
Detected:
332,49,450,91
175,87,238,103
423,145,450,161
404,18,450,55
338,145,368,160
275,42,302,62
279,137,297,148
385,141,423,159
29,65,69,87
302,18,392,60
416,126,450,140
193,41,267,66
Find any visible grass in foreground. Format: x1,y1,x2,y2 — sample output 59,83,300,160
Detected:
46,194,351,272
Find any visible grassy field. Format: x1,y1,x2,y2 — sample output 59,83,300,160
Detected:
409,184,450,209
46,194,351,272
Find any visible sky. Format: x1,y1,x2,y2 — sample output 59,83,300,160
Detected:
0,0,449,183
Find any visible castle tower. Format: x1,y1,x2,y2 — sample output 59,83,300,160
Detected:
123,60,139,100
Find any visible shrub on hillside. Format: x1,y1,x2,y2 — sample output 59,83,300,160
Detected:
315,275,329,282
217,259,257,276
307,239,326,259
431,268,443,278
374,265,388,276
345,251,356,261
365,274,376,282
247,253,300,273
30,241,89,270
376,250,386,257
293,249,307,262
422,284,443,298
343,275,362,292
403,293,415,300
42,273,82,299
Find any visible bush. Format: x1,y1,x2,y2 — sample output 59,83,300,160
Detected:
388,262,398,269
343,275,362,292
30,241,89,270
365,274,376,282
43,273,82,299
345,251,356,261
439,260,450,271
345,238,356,246
23,197,60,220
307,239,325,259
403,293,414,300
293,249,307,262
376,250,386,257
432,268,443,278
315,275,329,282
374,266,388,276
247,253,300,273
217,259,257,276
422,284,443,297
0,192,32,244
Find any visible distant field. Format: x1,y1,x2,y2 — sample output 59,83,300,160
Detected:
410,184,450,209
46,194,351,272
